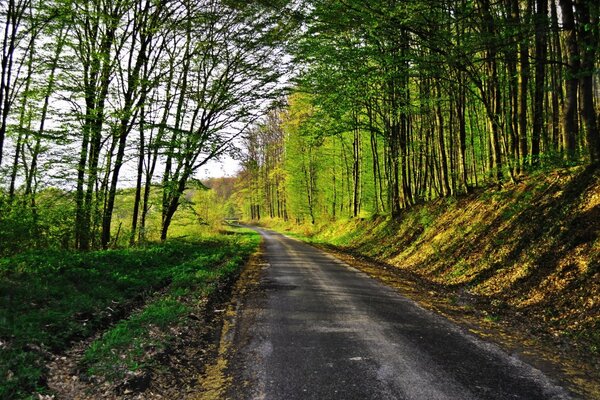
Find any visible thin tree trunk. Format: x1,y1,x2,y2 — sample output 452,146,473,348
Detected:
101,8,152,248
131,105,146,246
352,118,360,217
436,82,451,196
532,0,548,166
8,35,35,201
549,0,562,153
0,0,30,166
457,75,469,192
519,1,532,171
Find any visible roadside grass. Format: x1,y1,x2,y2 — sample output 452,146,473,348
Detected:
0,227,259,399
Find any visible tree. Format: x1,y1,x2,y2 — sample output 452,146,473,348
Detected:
71,0,127,250
235,0,599,224
100,0,169,248
158,0,286,240
0,0,32,166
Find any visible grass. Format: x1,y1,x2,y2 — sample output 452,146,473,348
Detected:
0,227,260,399
83,298,187,377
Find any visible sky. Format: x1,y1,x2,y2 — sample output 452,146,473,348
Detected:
199,155,240,179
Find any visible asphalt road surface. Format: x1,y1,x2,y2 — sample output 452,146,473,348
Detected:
228,228,573,400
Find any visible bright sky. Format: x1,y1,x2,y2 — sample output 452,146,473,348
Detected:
199,155,240,179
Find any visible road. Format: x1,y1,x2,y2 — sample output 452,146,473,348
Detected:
226,228,573,400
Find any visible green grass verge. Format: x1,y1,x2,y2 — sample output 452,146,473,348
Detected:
0,227,259,399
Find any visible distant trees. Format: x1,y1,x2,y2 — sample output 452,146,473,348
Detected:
0,0,284,251
237,0,600,224
237,105,288,222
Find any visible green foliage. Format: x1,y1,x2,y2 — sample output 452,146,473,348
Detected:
236,0,598,228
418,207,436,229
111,185,231,246
0,189,75,256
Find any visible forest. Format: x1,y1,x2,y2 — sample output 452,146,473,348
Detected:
236,0,599,224
0,0,598,248
1,0,599,398
0,0,287,253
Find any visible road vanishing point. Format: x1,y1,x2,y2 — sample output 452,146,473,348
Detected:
225,228,573,400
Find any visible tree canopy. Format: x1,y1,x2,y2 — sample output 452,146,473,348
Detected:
0,0,287,251
236,0,600,224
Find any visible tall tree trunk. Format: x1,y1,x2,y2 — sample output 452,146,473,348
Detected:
549,0,563,153
388,121,401,216
478,0,504,181
101,4,153,248
8,35,35,201
436,82,451,196
457,76,469,192
559,0,579,160
507,0,521,172
518,1,532,171
162,53,190,236
74,0,122,249
75,124,91,249
131,105,145,246
575,0,600,162
140,66,175,242
352,117,360,217
532,0,548,166
0,0,30,166
25,29,65,202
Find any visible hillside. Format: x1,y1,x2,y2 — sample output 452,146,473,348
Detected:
261,165,600,396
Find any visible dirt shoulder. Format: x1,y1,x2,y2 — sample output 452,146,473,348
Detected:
191,243,268,400
41,270,241,400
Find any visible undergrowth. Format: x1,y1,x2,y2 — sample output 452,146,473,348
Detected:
0,227,259,399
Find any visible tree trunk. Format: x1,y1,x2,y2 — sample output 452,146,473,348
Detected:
0,0,29,166
436,82,451,196
131,106,145,246
559,0,579,159
575,0,600,162
549,0,563,153
518,2,531,172
532,0,548,166
8,35,35,201
457,76,469,192
352,122,360,217
101,7,152,248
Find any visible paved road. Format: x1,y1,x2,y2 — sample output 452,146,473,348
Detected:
228,228,572,400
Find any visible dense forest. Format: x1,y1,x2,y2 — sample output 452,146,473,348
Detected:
0,0,288,254
236,0,599,223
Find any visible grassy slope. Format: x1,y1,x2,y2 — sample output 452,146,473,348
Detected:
0,227,260,399
265,166,599,367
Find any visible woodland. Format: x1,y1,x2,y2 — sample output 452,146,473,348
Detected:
235,0,599,224
0,0,599,398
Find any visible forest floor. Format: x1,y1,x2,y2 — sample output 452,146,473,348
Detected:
257,165,600,398
0,227,260,400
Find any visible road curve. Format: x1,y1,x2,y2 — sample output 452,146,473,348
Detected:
227,228,573,400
